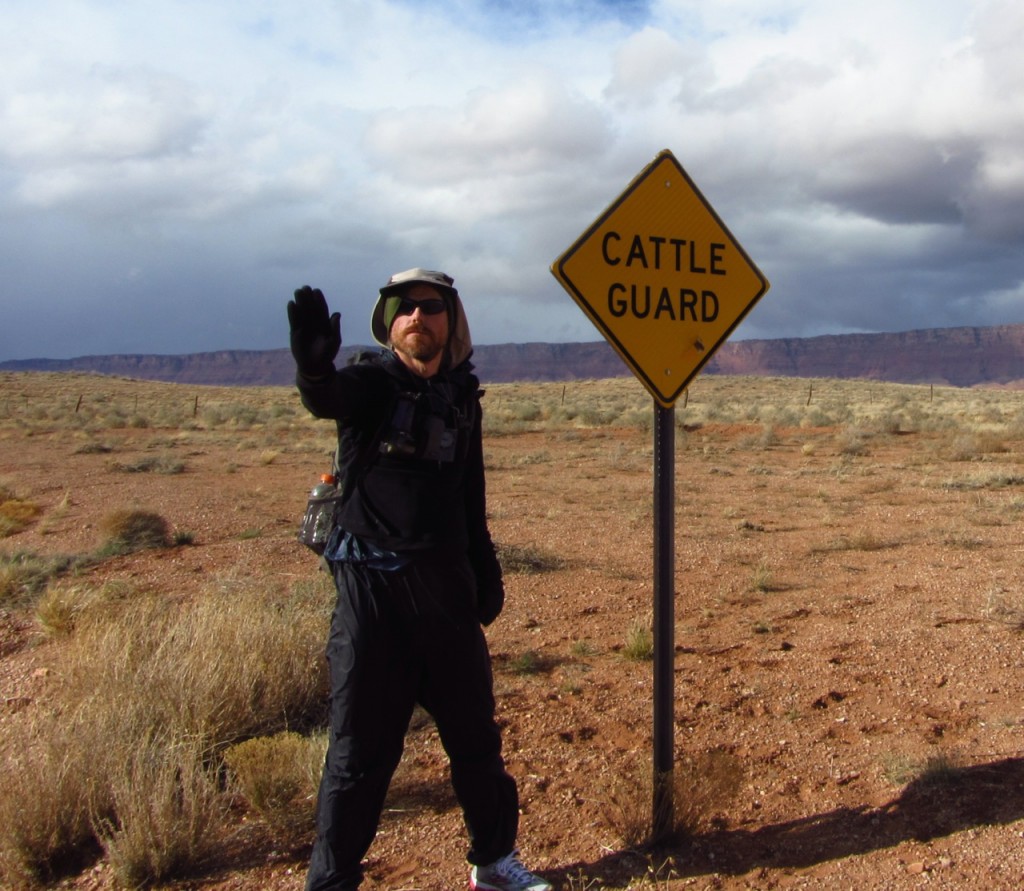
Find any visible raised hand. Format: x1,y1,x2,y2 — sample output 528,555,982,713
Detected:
287,286,342,376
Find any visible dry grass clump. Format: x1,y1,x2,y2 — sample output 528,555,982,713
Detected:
984,587,1024,630
736,425,780,451
0,551,81,609
835,426,871,456
0,578,331,887
0,484,42,538
508,649,550,676
259,448,281,465
940,471,1024,491
810,530,894,554
36,490,72,536
0,712,227,889
73,440,116,455
942,432,1009,462
96,734,225,889
98,508,171,554
0,711,105,886
35,579,133,638
880,751,961,789
623,618,654,661
56,586,330,745
108,454,186,474
748,559,775,592
223,731,326,836
602,747,746,848
497,542,565,574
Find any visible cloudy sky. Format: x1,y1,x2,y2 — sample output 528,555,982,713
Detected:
2,0,1023,360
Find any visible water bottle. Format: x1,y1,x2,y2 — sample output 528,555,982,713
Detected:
299,474,338,553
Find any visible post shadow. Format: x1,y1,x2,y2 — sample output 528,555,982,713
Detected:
546,756,1024,885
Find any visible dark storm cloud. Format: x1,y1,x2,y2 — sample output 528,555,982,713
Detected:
813,134,981,227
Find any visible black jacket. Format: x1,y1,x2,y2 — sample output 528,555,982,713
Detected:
297,349,504,622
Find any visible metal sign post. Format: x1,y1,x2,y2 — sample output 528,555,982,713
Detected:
652,401,675,839
551,149,769,841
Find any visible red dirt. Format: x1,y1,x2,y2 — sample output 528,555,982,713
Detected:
2,380,1024,890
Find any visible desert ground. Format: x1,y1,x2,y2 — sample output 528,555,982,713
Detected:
1,370,1023,890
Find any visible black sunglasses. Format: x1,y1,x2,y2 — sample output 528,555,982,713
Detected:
389,295,448,318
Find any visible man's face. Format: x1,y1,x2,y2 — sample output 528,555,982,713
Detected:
388,283,450,368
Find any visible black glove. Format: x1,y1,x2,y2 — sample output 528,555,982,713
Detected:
477,579,505,626
287,286,342,376
469,532,504,626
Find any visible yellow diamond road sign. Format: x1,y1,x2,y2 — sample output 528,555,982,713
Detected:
551,149,769,407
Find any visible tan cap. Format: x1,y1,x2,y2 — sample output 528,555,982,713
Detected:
379,267,457,298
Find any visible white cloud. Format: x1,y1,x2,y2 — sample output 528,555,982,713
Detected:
605,27,712,107
365,78,610,185
3,64,207,165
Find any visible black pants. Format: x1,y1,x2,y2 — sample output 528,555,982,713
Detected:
305,553,519,891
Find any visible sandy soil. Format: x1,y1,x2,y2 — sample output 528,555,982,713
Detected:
2,374,1023,890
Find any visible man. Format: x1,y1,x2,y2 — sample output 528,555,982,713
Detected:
288,268,551,891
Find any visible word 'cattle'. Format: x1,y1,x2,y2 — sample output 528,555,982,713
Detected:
601,232,728,323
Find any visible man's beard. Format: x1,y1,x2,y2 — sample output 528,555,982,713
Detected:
393,327,445,363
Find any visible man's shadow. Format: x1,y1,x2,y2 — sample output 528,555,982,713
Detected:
548,756,1024,884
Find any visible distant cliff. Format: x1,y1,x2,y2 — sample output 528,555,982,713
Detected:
706,325,1024,387
0,349,301,387
0,344,628,386
4,324,1024,387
